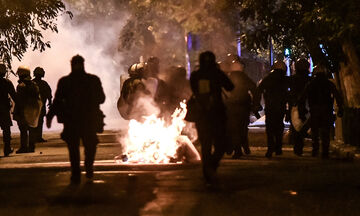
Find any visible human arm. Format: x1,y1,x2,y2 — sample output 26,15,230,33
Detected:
252,79,265,113
219,70,234,92
92,75,105,105
7,80,16,102
46,78,65,128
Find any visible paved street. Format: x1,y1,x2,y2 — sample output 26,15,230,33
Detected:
0,129,360,216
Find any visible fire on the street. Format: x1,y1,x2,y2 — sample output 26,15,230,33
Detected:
116,101,200,164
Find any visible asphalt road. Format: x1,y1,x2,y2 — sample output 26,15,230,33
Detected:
0,129,360,216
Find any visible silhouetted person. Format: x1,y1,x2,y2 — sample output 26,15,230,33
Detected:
222,55,256,158
254,61,289,158
190,51,234,184
289,59,311,156
47,55,105,184
144,56,171,117
298,66,343,158
0,64,16,156
165,66,192,113
14,66,41,153
32,67,52,142
118,62,151,121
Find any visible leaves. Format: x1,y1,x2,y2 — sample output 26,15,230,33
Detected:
235,0,360,71
0,0,72,71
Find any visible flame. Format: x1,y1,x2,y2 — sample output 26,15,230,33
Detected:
117,101,190,164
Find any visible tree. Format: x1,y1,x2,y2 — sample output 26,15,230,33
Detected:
118,0,239,67
236,0,360,144
0,0,72,72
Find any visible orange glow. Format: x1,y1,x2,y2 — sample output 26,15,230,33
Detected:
117,101,190,164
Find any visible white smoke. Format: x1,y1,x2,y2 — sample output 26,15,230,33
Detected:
10,9,129,131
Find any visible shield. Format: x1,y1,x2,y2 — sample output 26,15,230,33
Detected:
24,98,42,128
291,106,305,132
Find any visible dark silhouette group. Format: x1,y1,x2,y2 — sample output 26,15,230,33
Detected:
188,51,343,184
0,51,344,186
0,55,105,185
0,64,49,155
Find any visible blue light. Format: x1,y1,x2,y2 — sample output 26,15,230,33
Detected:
237,37,241,57
187,33,192,51
284,48,291,57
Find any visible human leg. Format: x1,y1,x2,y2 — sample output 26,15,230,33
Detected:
310,113,320,157
28,127,37,152
37,116,46,142
196,123,214,183
274,115,285,155
82,132,98,179
16,122,29,153
2,126,13,156
65,134,81,183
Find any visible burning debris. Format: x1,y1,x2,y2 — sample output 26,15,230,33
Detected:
116,101,200,164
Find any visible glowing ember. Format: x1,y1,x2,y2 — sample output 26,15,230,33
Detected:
116,101,200,164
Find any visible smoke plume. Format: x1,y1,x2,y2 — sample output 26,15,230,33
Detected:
10,4,129,131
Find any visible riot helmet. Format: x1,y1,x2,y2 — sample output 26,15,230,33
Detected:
295,58,310,75
33,67,45,78
17,66,31,80
128,62,145,78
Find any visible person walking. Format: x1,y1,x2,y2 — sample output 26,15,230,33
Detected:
223,55,256,158
254,61,289,158
298,66,343,158
190,51,234,184
32,67,52,142
47,55,105,184
289,59,312,156
0,64,16,156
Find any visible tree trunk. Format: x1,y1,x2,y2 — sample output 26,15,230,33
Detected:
338,40,360,146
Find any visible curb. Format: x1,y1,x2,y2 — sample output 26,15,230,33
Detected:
330,140,359,161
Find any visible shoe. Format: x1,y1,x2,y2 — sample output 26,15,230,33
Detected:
275,150,283,155
38,138,47,142
244,148,251,155
4,148,14,157
16,148,28,154
265,151,273,158
86,171,93,179
28,147,35,153
226,148,234,155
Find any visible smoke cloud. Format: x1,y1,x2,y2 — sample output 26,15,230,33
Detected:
10,5,129,131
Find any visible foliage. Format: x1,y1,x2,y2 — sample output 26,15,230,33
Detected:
236,0,360,72
0,0,72,71
118,0,239,65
